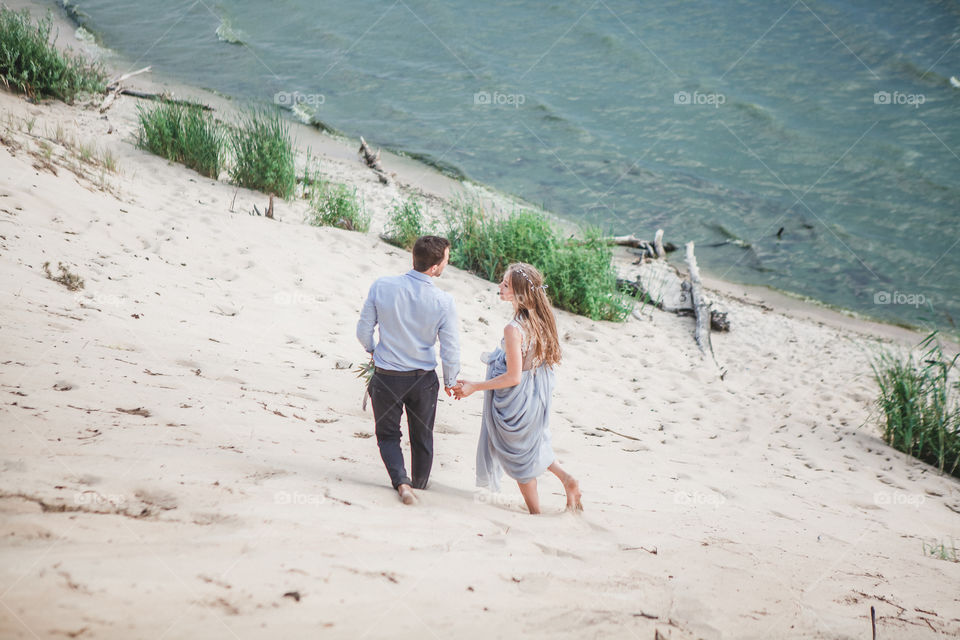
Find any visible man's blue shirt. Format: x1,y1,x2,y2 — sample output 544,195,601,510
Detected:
357,270,460,387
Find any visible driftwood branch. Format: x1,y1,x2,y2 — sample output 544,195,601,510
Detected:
99,85,121,113
621,231,730,355
106,66,152,88
115,89,213,110
358,136,389,184
685,241,715,360
609,233,676,259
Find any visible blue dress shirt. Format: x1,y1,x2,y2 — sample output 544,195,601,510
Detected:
357,270,461,387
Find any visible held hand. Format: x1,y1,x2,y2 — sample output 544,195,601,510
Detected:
444,386,455,397
454,380,477,399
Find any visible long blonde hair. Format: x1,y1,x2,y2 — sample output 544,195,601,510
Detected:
506,263,561,367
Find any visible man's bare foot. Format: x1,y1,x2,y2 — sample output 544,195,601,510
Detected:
398,484,416,505
563,477,583,511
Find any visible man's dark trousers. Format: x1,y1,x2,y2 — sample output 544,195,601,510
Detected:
369,368,439,490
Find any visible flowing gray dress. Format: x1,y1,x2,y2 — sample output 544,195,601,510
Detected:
476,321,556,492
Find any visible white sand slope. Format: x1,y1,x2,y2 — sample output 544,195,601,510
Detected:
1,56,959,640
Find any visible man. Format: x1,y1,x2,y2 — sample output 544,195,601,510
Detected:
356,235,460,505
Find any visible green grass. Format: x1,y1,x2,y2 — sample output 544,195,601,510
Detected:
230,108,296,198
872,332,960,478
136,102,224,178
443,200,632,321
0,8,105,102
309,182,370,232
923,538,959,563
384,198,428,250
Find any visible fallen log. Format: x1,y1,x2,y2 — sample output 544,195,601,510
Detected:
99,84,121,113
619,259,690,312
609,233,676,258
358,136,389,184
685,241,714,359
115,89,214,110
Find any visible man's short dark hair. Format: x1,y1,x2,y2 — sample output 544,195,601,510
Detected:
413,236,450,272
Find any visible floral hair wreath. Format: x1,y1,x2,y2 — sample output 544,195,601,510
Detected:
513,267,548,291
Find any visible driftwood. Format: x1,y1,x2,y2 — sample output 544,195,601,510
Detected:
115,89,213,110
619,260,690,312
100,66,153,113
106,66,152,88
99,85,121,113
358,136,389,184
685,241,715,359
610,233,676,259
98,68,215,113
620,233,730,357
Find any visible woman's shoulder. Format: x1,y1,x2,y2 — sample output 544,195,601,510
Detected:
503,321,523,337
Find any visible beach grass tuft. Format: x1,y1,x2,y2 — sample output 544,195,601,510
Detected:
872,332,960,478
230,108,296,198
309,181,370,232
43,261,83,291
136,102,224,178
444,200,632,321
384,198,427,250
923,538,959,563
0,7,106,102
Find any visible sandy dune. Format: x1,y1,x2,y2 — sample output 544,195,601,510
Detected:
1,14,959,638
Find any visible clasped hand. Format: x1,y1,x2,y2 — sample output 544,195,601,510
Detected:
449,380,476,400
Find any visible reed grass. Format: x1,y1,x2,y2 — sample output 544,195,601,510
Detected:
136,102,224,178
872,332,960,478
384,198,428,250
230,108,296,198
0,8,105,102
309,182,370,232
443,200,632,321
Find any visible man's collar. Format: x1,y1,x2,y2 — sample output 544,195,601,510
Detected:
406,269,433,284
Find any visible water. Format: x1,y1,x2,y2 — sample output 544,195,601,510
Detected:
67,0,960,329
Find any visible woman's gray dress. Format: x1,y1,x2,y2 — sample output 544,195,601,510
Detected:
476,322,556,492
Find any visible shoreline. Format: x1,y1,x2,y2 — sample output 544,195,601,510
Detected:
21,0,954,342
2,3,959,639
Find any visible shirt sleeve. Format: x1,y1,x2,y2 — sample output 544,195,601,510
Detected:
437,295,461,387
356,282,378,354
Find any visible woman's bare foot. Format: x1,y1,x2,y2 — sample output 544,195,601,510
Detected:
563,476,583,511
398,484,416,505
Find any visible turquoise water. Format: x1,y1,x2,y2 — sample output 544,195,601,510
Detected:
68,0,959,329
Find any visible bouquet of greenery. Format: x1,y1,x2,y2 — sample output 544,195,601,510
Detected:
354,358,375,411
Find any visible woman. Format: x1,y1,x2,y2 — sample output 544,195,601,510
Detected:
454,263,582,514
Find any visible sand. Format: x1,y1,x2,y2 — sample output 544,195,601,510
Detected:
1,4,959,638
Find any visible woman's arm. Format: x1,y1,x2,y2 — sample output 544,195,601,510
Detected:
455,324,523,398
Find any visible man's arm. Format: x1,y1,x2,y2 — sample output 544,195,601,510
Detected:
356,283,378,354
437,296,461,388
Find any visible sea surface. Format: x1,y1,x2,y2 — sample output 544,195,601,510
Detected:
65,0,960,329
